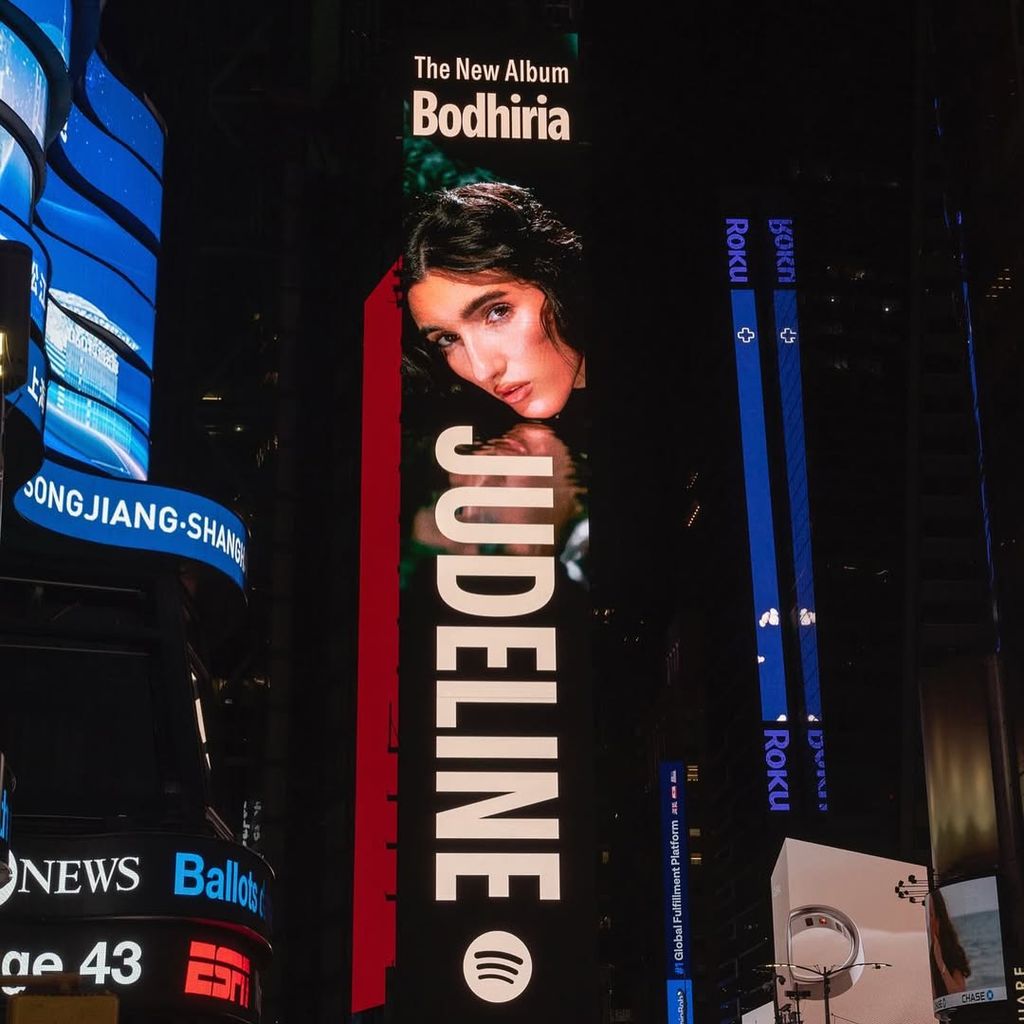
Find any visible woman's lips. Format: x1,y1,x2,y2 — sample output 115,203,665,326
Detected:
496,382,532,405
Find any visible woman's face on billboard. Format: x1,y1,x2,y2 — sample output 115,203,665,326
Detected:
408,270,585,420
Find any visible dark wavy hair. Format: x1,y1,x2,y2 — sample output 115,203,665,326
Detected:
402,182,584,386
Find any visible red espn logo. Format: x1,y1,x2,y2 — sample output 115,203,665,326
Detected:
183,940,251,1008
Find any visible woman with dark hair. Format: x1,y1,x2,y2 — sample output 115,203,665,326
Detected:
403,181,585,420
929,889,971,996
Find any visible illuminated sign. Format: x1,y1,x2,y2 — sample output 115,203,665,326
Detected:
354,33,595,1023
928,876,1007,1013
5,337,45,436
0,923,263,1024
7,0,72,65
35,226,155,367
183,940,252,1010
764,215,828,813
53,104,163,242
0,126,33,221
660,762,691,980
0,833,271,941
44,380,150,480
45,299,152,435
0,755,11,868
666,979,694,1024
82,54,164,179
36,170,158,302
15,461,248,590
0,23,48,149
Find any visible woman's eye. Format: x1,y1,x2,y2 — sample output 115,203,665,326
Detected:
432,332,459,349
486,303,512,323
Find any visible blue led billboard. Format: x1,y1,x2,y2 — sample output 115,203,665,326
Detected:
46,299,152,434
45,379,149,480
659,762,691,981
36,224,155,367
730,286,787,723
16,460,249,590
83,54,164,179
0,21,48,148
7,0,71,65
0,124,34,220
6,335,46,434
54,104,163,241
0,207,49,334
36,169,158,301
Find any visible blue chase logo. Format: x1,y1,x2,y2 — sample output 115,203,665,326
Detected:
174,851,267,921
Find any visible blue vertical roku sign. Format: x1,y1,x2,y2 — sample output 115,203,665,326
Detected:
766,215,828,813
660,762,694,1024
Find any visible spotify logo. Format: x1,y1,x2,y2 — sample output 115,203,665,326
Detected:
462,930,533,1003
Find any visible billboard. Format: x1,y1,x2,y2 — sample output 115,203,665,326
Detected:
771,838,933,1024
353,31,595,1022
926,876,1007,1014
6,0,72,66
15,460,248,589
82,54,164,180
0,125,34,221
0,21,48,149
660,762,693,1024
0,208,48,334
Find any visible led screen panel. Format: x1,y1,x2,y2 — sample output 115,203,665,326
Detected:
7,0,71,64
36,170,158,301
55,104,163,241
927,876,1007,1013
0,21,48,147
15,460,249,590
46,299,152,434
351,33,597,1023
0,124,33,220
36,224,155,367
44,379,149,480
771,839,933,1024
0,207,49,334
83,54,164,178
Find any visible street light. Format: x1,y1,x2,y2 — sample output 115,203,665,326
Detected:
765,961,892,1024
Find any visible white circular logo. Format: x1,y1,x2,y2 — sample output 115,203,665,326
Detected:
462,930,533,1004
0,852,17,908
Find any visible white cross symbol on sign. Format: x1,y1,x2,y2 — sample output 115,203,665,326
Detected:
780,327,798,344
737,327,755,344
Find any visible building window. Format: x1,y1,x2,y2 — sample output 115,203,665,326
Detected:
686,764,700,783
690,853,703,866
688,827,702,838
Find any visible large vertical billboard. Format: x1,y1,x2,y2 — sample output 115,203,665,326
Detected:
771,839,933,1024
660,762,694,1024
353,31,595,1022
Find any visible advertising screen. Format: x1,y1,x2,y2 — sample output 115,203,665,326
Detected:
0,208,49,335
15,460,248,590
927,876,1007,1013
54,104,163,241
82,54,164,179
353,32,595,1023
0,125,33,221
45,299,152,434
771,839,933,1024
36,170,158,302
660,763,693,1024
36,225,155,367
7,0,71,65
0,22,48,149
44,379,150,480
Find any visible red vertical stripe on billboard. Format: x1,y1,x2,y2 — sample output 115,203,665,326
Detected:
351,264,401,1013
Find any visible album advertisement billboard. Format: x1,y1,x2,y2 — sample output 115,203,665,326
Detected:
353,28,597,1022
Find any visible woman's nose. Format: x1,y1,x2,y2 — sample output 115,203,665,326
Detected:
462,333,504,382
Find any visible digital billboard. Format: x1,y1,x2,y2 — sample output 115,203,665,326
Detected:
82,54,164,179
15,460,248,590
660,763,694,1024
45,298,152,434
927,876,1007,1014
0,21,48,149
771,838,933,1024
763,213,828,813
36,169,158,302
44,379,150,480
0,125,33,220
353,32,595,1022
53,103,163,242
6,0,72,66
36,224,155,367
